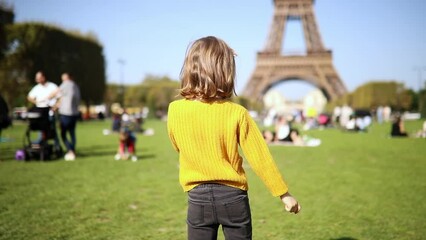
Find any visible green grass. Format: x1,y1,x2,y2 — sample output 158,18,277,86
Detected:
0,119,425,240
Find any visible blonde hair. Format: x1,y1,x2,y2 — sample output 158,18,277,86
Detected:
179,36,236,101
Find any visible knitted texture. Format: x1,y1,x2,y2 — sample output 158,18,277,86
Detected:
167,99,288,197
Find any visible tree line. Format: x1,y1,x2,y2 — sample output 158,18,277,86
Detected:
0,5,105,110
105,75,180,117
326,80,426,117
104,74,264,118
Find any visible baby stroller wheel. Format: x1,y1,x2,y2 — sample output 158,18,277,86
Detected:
23,107,63,161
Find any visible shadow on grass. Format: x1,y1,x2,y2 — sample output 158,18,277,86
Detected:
1,143,157,162
0,148,19,161
77,145,156,160
78,144,114,151
1,144,113,161
135,154,156,160
0,136,23,161
0,146,64,162
77,151,116,158
330,237,358,240
78,144,116,157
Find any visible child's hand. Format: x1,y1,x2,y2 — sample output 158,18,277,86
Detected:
280,192,301,214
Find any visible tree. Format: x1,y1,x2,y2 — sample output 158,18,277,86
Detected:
325,93,353,112
327,81,413,111
0,22,106,109
104,84,121,108
0,2,14,60
407,89,419,111
232,96,264,112
419,89,426,118
105,75,180,118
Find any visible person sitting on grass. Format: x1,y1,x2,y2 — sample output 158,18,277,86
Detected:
273,115,304,145
263,115,304,145
263,116,322,146
391,115,408,137
167,36,300,240
415,120,426,138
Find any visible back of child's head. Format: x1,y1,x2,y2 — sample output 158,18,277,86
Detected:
119,126,131,141
180,36,236,101
119,131,128,141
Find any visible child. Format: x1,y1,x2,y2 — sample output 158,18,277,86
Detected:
115,113,137,161
167,36,300,240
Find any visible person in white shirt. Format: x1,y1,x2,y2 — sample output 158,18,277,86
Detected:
274,116,304,145
28,71,58,109
27,71,61,151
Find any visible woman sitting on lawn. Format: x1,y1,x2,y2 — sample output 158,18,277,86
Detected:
263,116,304,145
391,115,408,137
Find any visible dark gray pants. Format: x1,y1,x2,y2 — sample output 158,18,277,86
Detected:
187,183,252,240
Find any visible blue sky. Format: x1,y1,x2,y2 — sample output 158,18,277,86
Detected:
10,0,426,100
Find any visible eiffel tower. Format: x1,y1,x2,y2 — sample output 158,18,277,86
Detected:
243,0,347,101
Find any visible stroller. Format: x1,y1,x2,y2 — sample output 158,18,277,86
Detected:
23,107,63,161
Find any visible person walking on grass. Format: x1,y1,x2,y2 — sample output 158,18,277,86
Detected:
167,36,301,240
50,72,81,161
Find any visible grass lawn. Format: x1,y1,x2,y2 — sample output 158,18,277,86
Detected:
0,118,425,240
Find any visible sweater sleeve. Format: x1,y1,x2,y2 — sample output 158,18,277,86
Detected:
167,105,179,153
238,110,288,197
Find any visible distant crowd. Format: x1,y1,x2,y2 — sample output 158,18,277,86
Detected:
260,104,426,145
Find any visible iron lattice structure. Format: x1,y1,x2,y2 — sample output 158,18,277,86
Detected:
243,0,347,101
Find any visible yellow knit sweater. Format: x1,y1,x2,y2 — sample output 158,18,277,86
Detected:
167,99,288,197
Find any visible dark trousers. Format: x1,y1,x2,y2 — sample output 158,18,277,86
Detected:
49,114,61,149
187,183,252,240
59,115,77,152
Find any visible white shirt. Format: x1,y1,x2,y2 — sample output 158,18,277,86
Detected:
28,82,58,108
276,124,290,140
346,119,356,130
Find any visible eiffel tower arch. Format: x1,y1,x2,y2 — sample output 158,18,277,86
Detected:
243,0,347,101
